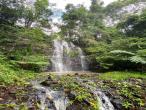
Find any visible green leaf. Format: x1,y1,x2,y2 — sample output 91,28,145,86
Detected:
130,56,146,64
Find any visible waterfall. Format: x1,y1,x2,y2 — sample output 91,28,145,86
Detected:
78,47,87,70
51,39,87,72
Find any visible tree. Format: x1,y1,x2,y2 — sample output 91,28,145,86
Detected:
0,0,24,25
61,4,90,43
118,10,146,37
21,0,52,27
61,1,104,45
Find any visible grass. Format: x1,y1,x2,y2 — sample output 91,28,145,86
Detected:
99,71,146,80
0,55,36,85
21,55,49,63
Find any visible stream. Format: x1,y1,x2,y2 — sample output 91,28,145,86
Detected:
30,39,114,110
76,77,115,110
32,81,68,110
30,75,114,110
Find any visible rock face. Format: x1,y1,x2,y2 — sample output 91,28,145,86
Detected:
104,2,146,27
111,98,123,110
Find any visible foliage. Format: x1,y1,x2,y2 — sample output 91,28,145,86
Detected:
0,55,35,85
60,76,99,110
0,24,52,60
110,50,135,56
0,0,24,25
118,10,146,37
60,2,146,71
130,56,146,64
99,71,146,80
21,0,52,27
0,0,52,27
61,2,104,45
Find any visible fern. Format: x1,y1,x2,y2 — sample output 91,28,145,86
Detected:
130,56,146,64
110,50,135,56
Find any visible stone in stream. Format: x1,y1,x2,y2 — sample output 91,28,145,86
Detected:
48,76,53,80
0,98,3,101
40,80,58,87
66,101,91,110
111,98,123,110
64,88,71,94
9,89,17,95
67,91,76,100
40,80,51,86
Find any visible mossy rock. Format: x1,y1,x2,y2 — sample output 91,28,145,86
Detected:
16,61,49,72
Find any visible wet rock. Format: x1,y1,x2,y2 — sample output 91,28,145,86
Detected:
111,98,123,110
40,81,52,86
47,95,53,100
83,80,88,83
83,99,91,106
48,76,53,80
102,80,110,83
9,89,17,96
0,98,4,101
28,106,36,110
67,74,71,76
40,80,59,87
41,90,46,94
104,89,115,98
64,88,71,94
68,92,76,100
48,100,56,109
51,81,58,84
66,101,91,110
75,73,79,76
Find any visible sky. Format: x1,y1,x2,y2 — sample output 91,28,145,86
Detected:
49,0,117,23
49,0,117,11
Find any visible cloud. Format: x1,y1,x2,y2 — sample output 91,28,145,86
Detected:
49,0,91,11
103,0,117,6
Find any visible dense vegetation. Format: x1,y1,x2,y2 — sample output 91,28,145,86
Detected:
0,0,54,85
60,0,146,72
0,0,146,110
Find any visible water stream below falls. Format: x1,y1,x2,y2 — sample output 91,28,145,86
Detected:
31,77,114,110
32,81,68,110
76,77,115,110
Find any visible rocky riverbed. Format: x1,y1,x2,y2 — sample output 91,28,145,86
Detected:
0,72,146,110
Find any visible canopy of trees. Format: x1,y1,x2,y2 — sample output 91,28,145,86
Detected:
0,0,52,27
60,0,146,72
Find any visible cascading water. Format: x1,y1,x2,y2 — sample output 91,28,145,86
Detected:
32,81,68,110
76,77,114,110
51,39,87,72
